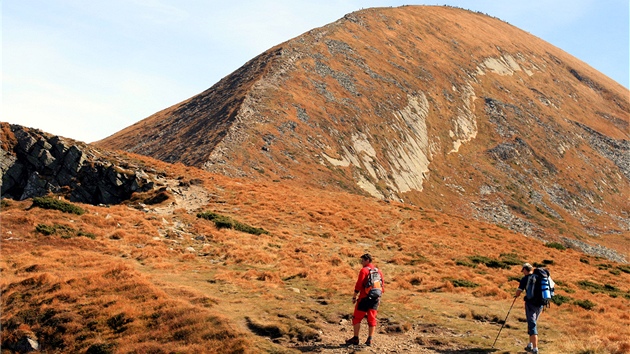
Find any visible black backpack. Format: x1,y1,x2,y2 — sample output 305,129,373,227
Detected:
526,268,554,307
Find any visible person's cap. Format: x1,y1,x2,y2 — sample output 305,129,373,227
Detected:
522,263,533,271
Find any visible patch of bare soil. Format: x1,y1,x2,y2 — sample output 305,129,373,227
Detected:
151,177,212,214
286,320,493,354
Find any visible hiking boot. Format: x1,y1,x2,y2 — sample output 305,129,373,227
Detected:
525,343,533,352
365,337,372,346
345,336,359,346
532,349,539,354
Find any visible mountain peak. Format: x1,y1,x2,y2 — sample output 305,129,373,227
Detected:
97,5,629,254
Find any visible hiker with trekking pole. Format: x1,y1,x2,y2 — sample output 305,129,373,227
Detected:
504,262,554,353
345,253,384,347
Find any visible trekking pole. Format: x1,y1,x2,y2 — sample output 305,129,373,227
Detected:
492,295,518,348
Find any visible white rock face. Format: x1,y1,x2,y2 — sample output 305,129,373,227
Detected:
449,83,478,154
321,93,433,198
384,93,432,194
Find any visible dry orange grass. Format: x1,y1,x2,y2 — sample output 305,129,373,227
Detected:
2,159,629,353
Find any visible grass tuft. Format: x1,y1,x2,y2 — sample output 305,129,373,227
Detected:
31,196,86,215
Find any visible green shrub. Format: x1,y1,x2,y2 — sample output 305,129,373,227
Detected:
468,255,494,265
36,224,57,236
545,242,566,250
31,196,85,215
579,257,590,264
468,255,511,269
197,211,269,235
551,294,571,306
576,280,625,298
574,299,595,310
35,223,93,239
36,223,75,237
577,280,605,292
456,259,476,268
78,231,97,239
617,265,630,274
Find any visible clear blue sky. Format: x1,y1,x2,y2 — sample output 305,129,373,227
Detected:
3,0,628,143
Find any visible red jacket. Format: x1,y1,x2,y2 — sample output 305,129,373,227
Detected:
354,264,384,299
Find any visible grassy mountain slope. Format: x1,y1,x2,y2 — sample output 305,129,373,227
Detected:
2,154,629,353
96,6,630,260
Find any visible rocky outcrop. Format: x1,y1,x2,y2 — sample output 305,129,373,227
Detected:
1,123,155,205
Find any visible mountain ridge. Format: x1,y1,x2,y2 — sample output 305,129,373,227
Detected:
97,6,629,259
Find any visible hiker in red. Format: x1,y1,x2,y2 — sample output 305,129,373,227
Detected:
345,253,384,347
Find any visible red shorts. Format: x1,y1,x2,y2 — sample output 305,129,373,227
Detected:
352,305,378,327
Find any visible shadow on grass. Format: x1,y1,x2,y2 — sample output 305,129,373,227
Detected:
291,344,500,353
291,343,355,352
435,348,498,353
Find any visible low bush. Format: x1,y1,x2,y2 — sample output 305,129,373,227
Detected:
31,196,86,215
573,299,595,310
617,265,630,274
545,242,566,250
551,294,571,306
35,223,95,239
197,211,269,235
35,224,58,236
576,280,627,298
455,259,476,268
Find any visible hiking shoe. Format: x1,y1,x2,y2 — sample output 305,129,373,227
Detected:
525,343,533,352
365,337,372,346
532,349,539,354
345,336,359,346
